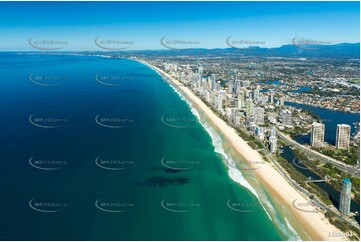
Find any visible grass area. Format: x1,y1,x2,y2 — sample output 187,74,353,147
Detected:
274,154,333,205
348,79,360,84
294,149,360,204
314,145,359,165
325,210,360,240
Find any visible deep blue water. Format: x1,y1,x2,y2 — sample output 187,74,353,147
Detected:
0,53,284,240
286,102,359,146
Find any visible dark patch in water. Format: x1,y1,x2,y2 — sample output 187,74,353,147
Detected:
148,166,185,174
164,168,184,174
137,176,189,187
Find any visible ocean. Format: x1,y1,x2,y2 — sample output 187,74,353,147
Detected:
0,53,296,240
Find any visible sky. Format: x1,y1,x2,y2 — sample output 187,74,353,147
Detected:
0,1,359,51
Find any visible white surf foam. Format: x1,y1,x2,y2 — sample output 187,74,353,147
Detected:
165,76,301,241
110,60,301,240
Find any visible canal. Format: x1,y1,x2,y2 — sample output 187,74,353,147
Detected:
281,102,360,224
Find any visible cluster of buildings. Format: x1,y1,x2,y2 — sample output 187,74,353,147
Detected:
161,60,358,221
163,61,356,155
164,62,298,154
311,123,351,149
285,92,359,114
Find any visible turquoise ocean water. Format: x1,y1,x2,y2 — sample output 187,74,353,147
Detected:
0,53,298,240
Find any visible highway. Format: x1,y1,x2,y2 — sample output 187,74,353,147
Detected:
262,147,359,228
277,131,360,176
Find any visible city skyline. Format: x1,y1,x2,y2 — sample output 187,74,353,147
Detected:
0,1,359,241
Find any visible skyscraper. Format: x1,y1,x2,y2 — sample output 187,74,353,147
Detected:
270,89,274,104
253,107,264,125
238,89,246,110
280,109,292,126
246,98,254,117
270,126,276,138
336,124,351,149
253,86,260,101
198,65,203,75
216,94,223,112
216,81,221,91
310,122,325,148
269,136,277,153
210,74,216,91
339,178,352,215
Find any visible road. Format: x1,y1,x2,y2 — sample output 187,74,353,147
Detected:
277,131,360,176
262,147,359,228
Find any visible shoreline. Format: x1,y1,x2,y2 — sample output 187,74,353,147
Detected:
137,59,346,241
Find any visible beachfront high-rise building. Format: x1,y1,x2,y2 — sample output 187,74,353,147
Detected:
216,95,223,112
238,89,246,110
235,80,241,93
253,107,264,125
339,178,352,215
216,81,221,91
246,98,254,117
210,74,216,91
164,63,171,71
198,65,203,75
253,86,260,101
228,81,234,93
310,122,325,148
256,126,265,140
270,126,276,138
180,72,186,83
269,136,277,153
336,124,351,149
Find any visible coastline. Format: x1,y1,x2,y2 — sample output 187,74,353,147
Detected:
137,59,346,241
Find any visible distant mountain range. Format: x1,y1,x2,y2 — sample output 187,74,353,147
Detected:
14,42,360,59
130,43,360,58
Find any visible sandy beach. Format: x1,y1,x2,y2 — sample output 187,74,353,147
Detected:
139,59,345,241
